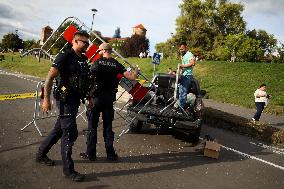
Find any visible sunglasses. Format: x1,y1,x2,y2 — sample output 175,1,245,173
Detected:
77,39,90,46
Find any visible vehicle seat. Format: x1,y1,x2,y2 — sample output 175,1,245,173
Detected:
188,78,201,96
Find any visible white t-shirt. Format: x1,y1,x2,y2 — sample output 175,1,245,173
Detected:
254,89,267,103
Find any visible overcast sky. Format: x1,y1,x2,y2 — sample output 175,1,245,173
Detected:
0,0,283,53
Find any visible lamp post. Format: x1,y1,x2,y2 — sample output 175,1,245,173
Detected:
91,8,98,32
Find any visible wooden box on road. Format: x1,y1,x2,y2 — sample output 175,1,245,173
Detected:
203,141,221,159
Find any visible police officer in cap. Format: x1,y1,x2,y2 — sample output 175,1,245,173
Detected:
80,43,139,161
36,31,90,182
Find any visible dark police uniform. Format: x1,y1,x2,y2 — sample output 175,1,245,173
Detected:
38,48,89,176
86,57,126,159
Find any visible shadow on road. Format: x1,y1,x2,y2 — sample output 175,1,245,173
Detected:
71,150,241,182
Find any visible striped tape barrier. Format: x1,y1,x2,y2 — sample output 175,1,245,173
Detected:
0,92,38,101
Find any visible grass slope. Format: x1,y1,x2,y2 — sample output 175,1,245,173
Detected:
1,53,283,116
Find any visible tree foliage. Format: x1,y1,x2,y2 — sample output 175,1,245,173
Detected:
275,43,284,63
121,35,149,57
246,29,277,54
23,39,37,50
155,38,177,59
174,0,246,51
156,0,279,62
1,33,24,52
209,33,262,62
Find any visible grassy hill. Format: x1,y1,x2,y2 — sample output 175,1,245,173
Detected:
1,53,283,116
126,57,284,116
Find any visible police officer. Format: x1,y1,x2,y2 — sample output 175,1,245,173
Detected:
80,43,139,161
35,31,90,182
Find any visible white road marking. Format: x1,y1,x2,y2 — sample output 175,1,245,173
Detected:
249,141,284,156
0,69,39,83
222,145,284,171
3,70,283,171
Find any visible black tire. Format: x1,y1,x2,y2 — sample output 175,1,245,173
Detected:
172,127,201,143
185,128,201,143
129,119,143,132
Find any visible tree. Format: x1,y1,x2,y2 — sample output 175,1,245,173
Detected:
121,34,149,57
23,39,37,50
157,0,246,58
113,27,121,38
276,43,284,64
208,33,263,62
1,33,24,52
155,40,177,59
174,0,246,51
236,37,262,62
246,29,277,54
211,33,262,62
215,0,246,35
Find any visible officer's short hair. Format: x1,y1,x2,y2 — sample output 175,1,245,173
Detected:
99,43,112,51
73,31,89,39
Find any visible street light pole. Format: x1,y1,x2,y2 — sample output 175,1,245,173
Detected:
91,8,98,32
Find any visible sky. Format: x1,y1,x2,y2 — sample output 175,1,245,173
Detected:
1,0,284,53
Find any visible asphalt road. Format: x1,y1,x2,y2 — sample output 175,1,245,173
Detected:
0,69,283,189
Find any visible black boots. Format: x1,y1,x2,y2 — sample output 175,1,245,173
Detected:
80,152,97,161
35,153,55,166
106,146,118,161
65,171,85,182
80,146,118,161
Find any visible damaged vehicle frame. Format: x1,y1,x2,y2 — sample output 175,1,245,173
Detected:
126,73,205,143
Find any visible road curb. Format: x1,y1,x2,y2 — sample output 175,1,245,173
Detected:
203,107,284,145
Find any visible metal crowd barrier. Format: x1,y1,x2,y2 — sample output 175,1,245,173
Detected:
23,16,156,138
21,80,87,136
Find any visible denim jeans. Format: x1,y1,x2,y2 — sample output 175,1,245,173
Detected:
179,75,193,108
253,102,265,121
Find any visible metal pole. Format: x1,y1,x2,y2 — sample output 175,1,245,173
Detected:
91,14,95,31
91,9,97,31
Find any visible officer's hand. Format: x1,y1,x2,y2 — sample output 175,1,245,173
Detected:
42,98,51,112
88,98,95,108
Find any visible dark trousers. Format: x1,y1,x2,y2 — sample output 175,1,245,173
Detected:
253,102,265,121
86,95,114,157
38,99,80,175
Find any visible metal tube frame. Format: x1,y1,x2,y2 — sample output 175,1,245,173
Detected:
25,16,158,139
22,80,87,136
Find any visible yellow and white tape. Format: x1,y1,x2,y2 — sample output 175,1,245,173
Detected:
0,92,37,101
